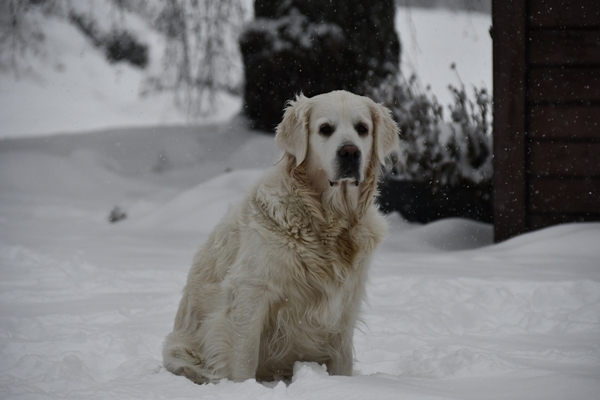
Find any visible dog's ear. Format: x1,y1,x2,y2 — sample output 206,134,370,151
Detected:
276,94,311,167
369,101,399,164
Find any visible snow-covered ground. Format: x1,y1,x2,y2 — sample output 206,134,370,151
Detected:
1,3,598,400
1,118,599,399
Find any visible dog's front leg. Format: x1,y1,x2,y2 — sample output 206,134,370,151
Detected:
225,280,271,382
327,329,354,376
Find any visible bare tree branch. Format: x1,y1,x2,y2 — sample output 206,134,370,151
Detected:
144,0,245,117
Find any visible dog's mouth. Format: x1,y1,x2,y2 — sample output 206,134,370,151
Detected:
329,168,362,187
329,179,360,187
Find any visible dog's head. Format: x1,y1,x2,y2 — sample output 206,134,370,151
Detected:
276,90,399,189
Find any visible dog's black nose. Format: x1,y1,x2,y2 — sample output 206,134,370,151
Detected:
336,144,362,184
338,145,360,159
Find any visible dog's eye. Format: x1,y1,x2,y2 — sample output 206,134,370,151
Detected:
355,123,368,136
319,124,334,136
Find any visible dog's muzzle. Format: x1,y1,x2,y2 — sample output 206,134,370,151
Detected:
331,144,361,186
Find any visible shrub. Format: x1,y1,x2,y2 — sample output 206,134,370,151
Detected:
240,0,399,131
365,73,493,223
104,29,148,69
365,74,492,187
69,11,148,69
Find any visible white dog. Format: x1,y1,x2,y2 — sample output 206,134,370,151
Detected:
163,90,399,383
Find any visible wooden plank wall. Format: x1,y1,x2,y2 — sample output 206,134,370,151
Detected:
527,0,600,231
493,0,600,241
493,0,528,241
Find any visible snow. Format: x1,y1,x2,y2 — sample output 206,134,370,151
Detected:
1,3,599,400
2,118,600,399
0,2,241,139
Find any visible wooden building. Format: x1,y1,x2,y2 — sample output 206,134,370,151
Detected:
493,0,600,241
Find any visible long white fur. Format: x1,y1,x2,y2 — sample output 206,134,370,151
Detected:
162,90,399,383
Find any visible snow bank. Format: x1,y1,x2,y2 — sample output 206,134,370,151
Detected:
0,1,241,139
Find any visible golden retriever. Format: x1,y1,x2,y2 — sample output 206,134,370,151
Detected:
163,90,399,383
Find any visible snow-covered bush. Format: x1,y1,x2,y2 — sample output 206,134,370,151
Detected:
240,10,348,130
104,29,148,68
365,74,492,187
447,82,492,184
365,73,493,223
69,11,148,69
240,0,400,131
1,1,149,74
